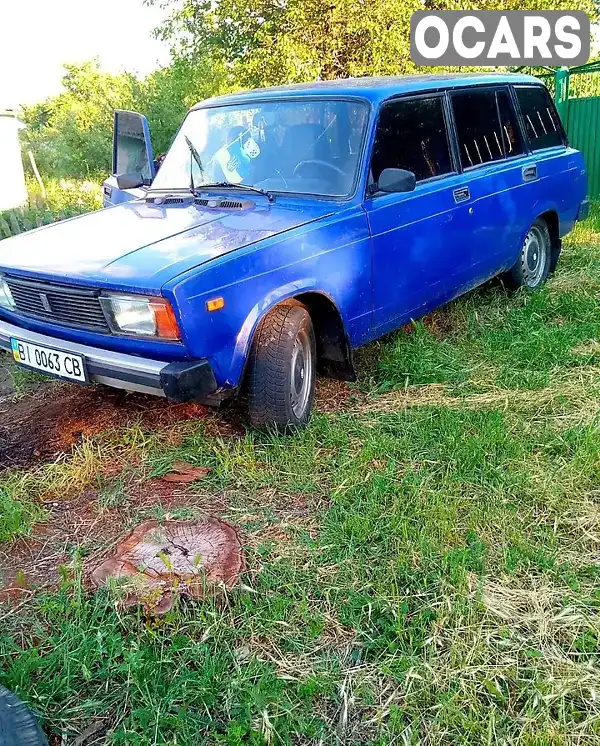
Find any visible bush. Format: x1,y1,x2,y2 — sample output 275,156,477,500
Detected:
0,178,102,240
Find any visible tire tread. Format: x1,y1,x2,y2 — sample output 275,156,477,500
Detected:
0,685,48,746
247,302,315,430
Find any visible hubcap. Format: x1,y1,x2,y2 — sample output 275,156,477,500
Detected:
290,329,312,418
521,225,548,287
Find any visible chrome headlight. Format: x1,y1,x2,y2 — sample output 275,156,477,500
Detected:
0,277,15,311
100,293,180,340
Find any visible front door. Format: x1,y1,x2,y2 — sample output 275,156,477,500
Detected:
103,110,155,207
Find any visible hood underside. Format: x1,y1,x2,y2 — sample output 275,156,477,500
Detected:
0,198,332,290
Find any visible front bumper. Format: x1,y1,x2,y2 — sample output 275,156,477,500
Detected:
0,318,218,402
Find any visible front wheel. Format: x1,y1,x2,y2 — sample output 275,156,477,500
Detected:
503,218,552,290
0,685,48,746
246,302,316,431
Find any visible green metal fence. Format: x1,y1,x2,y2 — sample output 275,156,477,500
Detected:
565,95,600,197
557,62,600,198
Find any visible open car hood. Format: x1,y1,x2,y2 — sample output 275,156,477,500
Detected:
0,198,332,290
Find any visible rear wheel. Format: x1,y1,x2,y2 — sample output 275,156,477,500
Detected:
0,685,48,746
503,218,552,290
246,301,316,431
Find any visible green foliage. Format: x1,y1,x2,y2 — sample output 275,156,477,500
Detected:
151,0,599,89
0,179,102,239
19,57,229,181
20,61,144,180
0,485,45,544
568,68,600,99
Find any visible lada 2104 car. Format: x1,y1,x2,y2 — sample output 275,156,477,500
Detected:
0,74,589,429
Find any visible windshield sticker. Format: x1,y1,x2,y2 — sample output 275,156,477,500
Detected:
242,137,261,159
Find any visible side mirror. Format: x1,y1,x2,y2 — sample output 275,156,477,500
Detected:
115,171,145,190
112,110,155,185
377,168,416,194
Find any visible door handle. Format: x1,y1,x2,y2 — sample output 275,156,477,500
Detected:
522,165,538,181
453,186,470,203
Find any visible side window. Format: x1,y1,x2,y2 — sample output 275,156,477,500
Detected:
370,96,453,184
496,89,524,158
452,89,504,168
515,85,565,151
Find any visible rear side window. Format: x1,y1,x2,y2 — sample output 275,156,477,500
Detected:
452,89,505,168
371,96,453,183
515,86,565,151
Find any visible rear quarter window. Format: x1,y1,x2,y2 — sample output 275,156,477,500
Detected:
514,85,566,151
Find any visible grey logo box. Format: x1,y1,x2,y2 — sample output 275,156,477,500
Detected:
410,11,590,67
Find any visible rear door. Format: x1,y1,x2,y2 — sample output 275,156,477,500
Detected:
366,93,470,333
446,86,526,282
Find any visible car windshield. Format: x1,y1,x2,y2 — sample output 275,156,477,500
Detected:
150,98,369,198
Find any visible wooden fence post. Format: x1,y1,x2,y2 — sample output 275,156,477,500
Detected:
27,150,46,200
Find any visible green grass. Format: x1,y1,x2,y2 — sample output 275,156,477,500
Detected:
1,209,600,744
3,363,49,397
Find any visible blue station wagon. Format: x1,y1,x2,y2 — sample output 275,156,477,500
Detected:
0,74,589,429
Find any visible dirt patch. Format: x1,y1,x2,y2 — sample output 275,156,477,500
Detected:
422,306,461,339
0,372,360,471
0,384,215,470
0,478,229,595
315,378,365,413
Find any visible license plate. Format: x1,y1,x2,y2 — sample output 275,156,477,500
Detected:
10,338,87,382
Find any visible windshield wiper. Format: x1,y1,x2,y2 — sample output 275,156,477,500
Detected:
185,135,204,194
199,181,276,203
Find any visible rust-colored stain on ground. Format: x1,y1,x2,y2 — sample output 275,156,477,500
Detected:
91,518,245,613
0,384,210,470
0,373,338,598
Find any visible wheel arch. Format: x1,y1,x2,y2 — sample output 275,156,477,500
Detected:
294,291,356,381
537,209,562,272
231,287,356,391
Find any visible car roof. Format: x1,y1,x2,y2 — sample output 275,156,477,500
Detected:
192,73,542,109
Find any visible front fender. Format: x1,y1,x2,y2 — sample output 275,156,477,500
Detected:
224,281,343,388
167,204,372,390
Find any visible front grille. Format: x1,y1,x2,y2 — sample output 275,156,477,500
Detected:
5,276,110,333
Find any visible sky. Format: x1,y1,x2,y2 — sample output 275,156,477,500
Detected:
0,0,173,110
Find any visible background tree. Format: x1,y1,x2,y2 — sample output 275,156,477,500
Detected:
20,57,229,179
20,61,144,179
149,0,599,89
20,0,599,180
